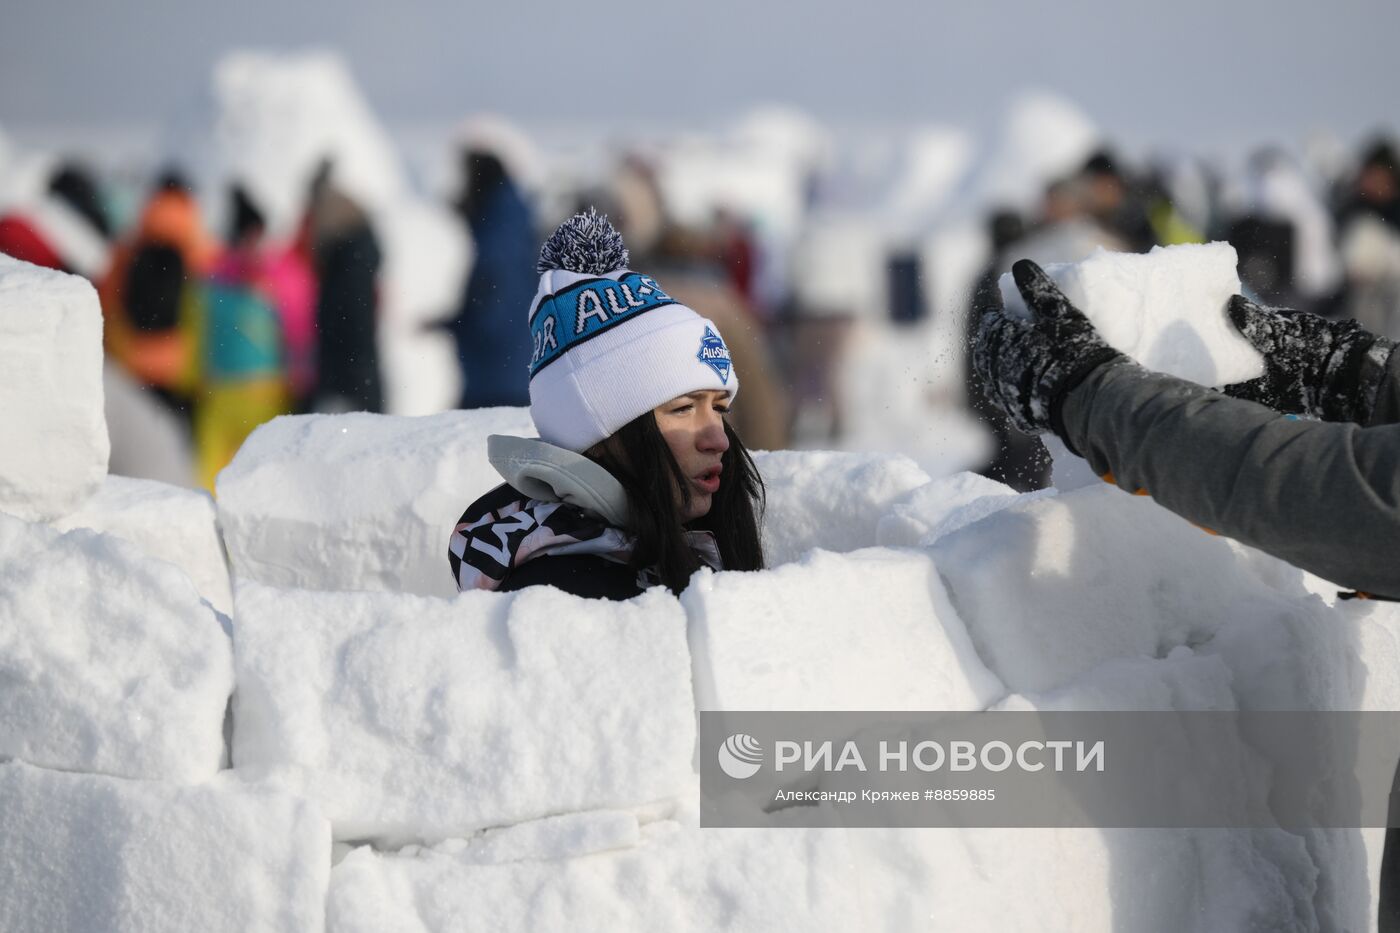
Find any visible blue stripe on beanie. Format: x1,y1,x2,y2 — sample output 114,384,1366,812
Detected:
529,272,677,377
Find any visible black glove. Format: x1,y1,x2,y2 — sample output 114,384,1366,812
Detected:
973,259,1126,440
1222,296,1396,425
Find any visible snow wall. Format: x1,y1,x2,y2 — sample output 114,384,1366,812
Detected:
2,252,1399,931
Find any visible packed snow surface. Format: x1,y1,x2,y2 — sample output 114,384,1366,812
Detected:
220,424,933,600
753,449,930,566
0,255,108,521
998,241,1265,387
876,469,1048,547
0,762,329,933
217,408,536,598
933,483,1378,706
230,582,696,841
685,547,1003,711
53,474,232,616
327,810,868,933
0,514,232,782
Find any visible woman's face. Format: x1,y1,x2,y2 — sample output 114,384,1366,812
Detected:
654,389,731,521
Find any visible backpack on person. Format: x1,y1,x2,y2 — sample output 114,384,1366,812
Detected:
124,243,186,332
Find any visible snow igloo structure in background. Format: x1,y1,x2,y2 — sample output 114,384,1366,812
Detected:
170,49,470,416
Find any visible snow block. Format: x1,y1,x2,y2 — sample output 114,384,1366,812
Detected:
217,407,535,598
999,242,1264,387
876,470,1052,547
931,484,1344,702
53,475,232,617
0,254,108,521
335,815,1307,933
754,449,930,566
685,548,1003,710
837,824,1319,933
327,812,865,933
0,762,329,933
230,582,696,841
0,513,232,782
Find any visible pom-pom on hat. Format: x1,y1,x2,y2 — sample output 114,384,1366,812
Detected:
526,208,738,452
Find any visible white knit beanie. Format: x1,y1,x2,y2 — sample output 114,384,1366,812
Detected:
527,209,739,452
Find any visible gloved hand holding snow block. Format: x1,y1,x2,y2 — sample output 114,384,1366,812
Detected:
997,242,1264,387
931,485,1340,700
0,762,330,933
327,813,866,933
0,514,232,782
217,407,535,598
0,255,108,521
53,475,232,616
229,582,696,841
753,449,930,567
684,548,1003,711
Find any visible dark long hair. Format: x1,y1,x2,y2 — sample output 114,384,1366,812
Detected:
588,413,765,593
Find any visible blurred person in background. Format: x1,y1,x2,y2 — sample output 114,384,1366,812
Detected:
306,161,384,413
1140,167,1206,248
268,202,319,414
1221,147,1343,312
0,160,111,279
98,169,217,425
713,205,757,308
609,159,789,450
194,186,304,489
1078,150,1157,253
1225,212,1299,308
1004,176,1128,266
1334,138,1400,339
449,134,537,409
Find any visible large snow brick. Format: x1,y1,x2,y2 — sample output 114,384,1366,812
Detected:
216,407,535,598
0,255,108,521
230,582,696,840
684,548,1003,710
998,242,1263,386
876,470,1051,547
0,514,232,781
0,762,329,933
53,475,232,616
754,449,930,566
837,824,1318,933
931,484,1348,703
326,811,865,933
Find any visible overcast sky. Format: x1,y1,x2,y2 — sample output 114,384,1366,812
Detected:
2,0,1395,149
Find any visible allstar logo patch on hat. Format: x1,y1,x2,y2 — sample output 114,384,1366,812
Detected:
697,326,732,384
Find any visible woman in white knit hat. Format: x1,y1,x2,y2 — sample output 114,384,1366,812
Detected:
447,209,766,599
